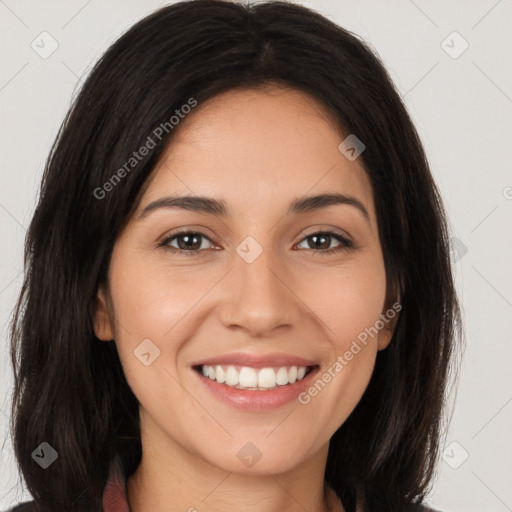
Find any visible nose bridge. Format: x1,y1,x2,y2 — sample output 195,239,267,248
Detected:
221,234,298,334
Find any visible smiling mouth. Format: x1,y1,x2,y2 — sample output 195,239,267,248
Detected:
193,364,317,391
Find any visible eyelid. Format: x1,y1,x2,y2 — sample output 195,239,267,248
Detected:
158,226,219,244
300,225,352,241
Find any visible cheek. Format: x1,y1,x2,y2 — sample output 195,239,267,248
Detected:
308,257,387,347
296,255,386,422
109,253,210,339
107,253,224,397
298,279,384,438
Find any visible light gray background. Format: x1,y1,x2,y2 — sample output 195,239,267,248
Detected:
1,1,511,511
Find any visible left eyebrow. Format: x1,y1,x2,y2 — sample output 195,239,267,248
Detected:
137,192,371,225
288,193,370,224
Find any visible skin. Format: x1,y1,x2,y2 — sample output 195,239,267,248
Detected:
94,85,396,512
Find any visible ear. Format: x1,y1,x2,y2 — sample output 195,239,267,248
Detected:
377,324,394,351
94,284,115,341
377,296,402,352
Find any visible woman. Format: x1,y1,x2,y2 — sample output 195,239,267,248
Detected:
7,1,462,511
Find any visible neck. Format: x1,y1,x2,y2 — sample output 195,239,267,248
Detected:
126,413,345,512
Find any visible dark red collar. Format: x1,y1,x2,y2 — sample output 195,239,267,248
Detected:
102,455,130,512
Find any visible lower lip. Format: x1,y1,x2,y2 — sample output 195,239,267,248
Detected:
193,366,319,411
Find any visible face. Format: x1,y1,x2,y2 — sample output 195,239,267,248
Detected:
94,85,395,476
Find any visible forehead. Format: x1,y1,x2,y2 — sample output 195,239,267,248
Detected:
142,86,376,223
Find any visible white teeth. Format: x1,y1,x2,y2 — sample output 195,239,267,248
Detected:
215,365,225,384
239,367,258,388
225,366,239,386
257,368,276,388
276,367,288,385
199,364,310,390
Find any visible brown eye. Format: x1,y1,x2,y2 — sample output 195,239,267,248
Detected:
159,231,215,255
296,231,353,255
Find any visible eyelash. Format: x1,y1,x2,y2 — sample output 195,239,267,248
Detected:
157,229,354,257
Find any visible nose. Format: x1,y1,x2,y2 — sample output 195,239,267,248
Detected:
218,241,301,338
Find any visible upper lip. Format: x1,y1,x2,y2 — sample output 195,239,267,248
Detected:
192,352,317,369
